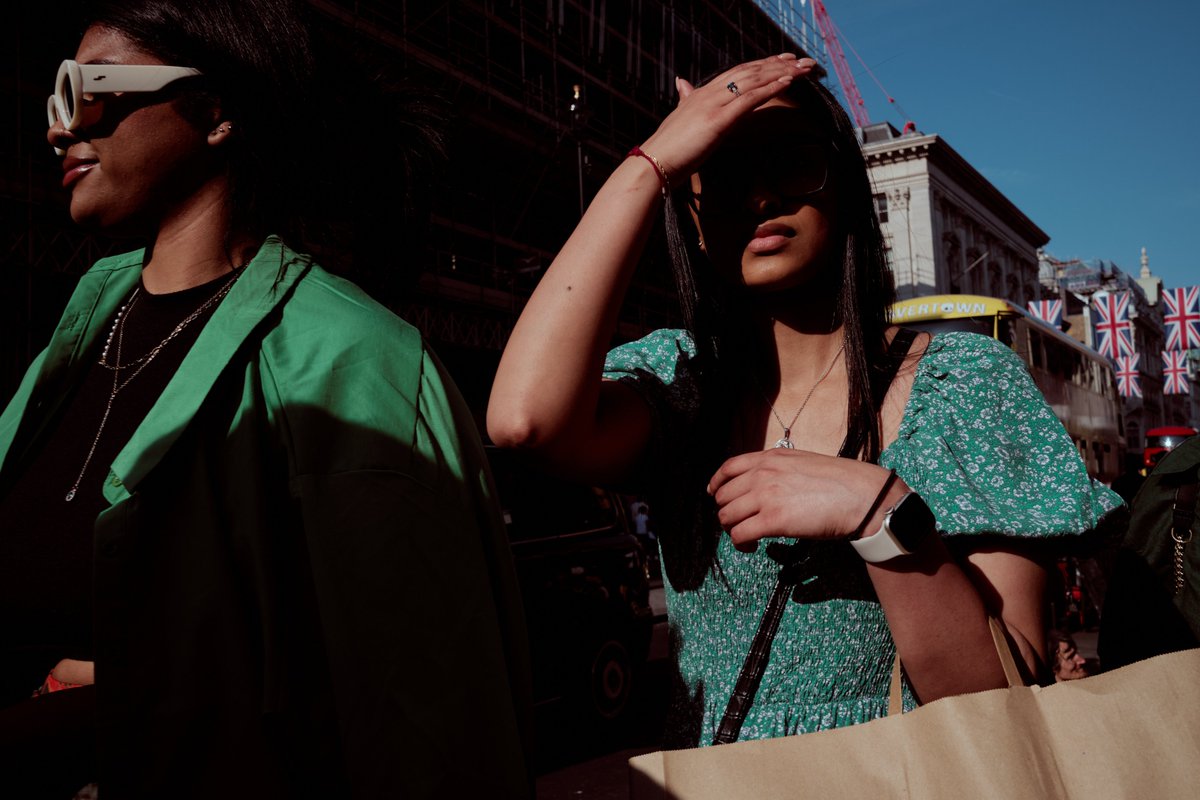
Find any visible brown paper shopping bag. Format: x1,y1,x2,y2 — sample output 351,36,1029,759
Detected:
630,646,1200,799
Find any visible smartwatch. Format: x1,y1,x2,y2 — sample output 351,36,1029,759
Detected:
850,491,936,563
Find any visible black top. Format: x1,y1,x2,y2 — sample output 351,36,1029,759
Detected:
0,270,237,705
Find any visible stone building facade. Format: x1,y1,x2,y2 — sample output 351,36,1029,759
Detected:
1037,249,1199,445
861,122,1048,304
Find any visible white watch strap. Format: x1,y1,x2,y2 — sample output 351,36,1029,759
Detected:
850,520,910,563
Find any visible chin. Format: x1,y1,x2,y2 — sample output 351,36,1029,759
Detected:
69,203,146,239
69,193,109,230
738,265,823,295
747,250,841,293
69,210,105,231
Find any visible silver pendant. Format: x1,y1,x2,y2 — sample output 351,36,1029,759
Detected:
774,426,794,449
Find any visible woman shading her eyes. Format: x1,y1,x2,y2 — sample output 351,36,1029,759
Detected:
489,55,1121,747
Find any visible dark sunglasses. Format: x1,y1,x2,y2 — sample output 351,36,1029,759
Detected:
694,141,831,209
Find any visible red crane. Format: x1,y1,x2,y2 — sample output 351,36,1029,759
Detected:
812,0,870,127
812,0,914,132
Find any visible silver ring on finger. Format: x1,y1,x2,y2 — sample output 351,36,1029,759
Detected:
726,81,741,97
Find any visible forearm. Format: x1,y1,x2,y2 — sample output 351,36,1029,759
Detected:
863,483,1046,701
488,156,662,454
712,449,1050,701
868,543,1011,703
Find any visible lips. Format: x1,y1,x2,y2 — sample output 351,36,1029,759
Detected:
61,156,99,189
748,222,794,254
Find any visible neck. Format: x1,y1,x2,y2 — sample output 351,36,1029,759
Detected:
757,321,845,397
743,282,845,394
139,177,260,294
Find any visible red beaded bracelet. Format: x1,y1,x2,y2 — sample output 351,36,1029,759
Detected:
627,146,671,198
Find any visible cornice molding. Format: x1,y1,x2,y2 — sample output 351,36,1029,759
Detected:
863,134,1048,247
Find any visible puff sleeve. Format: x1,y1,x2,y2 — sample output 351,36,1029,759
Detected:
880,332,1124,540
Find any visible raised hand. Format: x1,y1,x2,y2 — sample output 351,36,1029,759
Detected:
639,54,818,186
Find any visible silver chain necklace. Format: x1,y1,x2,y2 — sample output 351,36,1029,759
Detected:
64,269,242,502
763,342,845,450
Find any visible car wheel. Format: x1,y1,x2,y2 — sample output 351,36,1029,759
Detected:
587,637,634,721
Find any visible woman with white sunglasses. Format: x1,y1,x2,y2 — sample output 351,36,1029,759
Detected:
0,1,531,796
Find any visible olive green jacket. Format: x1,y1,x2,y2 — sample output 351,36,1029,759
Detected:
0,237,531,798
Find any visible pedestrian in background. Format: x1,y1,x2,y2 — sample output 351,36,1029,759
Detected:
634,502,655,540
1047,630,1089,682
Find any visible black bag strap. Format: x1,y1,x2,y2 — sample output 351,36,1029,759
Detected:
713,328,918,745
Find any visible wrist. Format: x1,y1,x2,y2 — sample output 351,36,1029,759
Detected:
627,146,672,198
850,486,938,564
859,478,911,540
846,468,902,541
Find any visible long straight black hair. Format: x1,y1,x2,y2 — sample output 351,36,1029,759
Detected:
657,74,896,589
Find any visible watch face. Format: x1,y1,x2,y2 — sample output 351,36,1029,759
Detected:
889,493,936,550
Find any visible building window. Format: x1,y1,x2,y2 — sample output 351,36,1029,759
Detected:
873,193,888,224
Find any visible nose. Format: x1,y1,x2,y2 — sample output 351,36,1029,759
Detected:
745,179,781,216
47,117,79,155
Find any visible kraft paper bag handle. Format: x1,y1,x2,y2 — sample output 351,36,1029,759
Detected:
888,616,1024,715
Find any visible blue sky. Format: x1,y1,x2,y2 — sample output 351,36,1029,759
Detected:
800,0,1198,291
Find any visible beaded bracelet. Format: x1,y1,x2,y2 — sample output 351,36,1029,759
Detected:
627,146,671,198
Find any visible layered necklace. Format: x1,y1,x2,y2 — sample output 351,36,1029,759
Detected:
763,341,845,450
64,268,243,502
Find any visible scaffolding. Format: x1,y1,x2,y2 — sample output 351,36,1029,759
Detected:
4,0,826,402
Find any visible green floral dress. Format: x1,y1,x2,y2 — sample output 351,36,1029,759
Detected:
603,330,1122,747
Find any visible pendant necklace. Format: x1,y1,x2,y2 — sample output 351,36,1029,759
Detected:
64,268,243,502
763,341,845,450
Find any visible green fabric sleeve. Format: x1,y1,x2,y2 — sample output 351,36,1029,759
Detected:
882,332,1124,539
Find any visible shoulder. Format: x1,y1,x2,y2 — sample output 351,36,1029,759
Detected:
1151,435,1200,479
262,261,470,476
256,248,429,411
285,262,421,351
919,331,1026,375
1124,437,1200,549
264,254,427,389
904,330,1050,431
1129,436,1200,521
909,331,1036,408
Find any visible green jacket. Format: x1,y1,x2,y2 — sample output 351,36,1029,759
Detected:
0,237,532,798
1100,434,1200,670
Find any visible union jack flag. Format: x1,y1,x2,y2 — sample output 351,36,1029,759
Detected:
1092,291,1135,359
1162,286,1200,352
1115,354,1142,398
1163,350,1191,395
1027,299,1063,329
